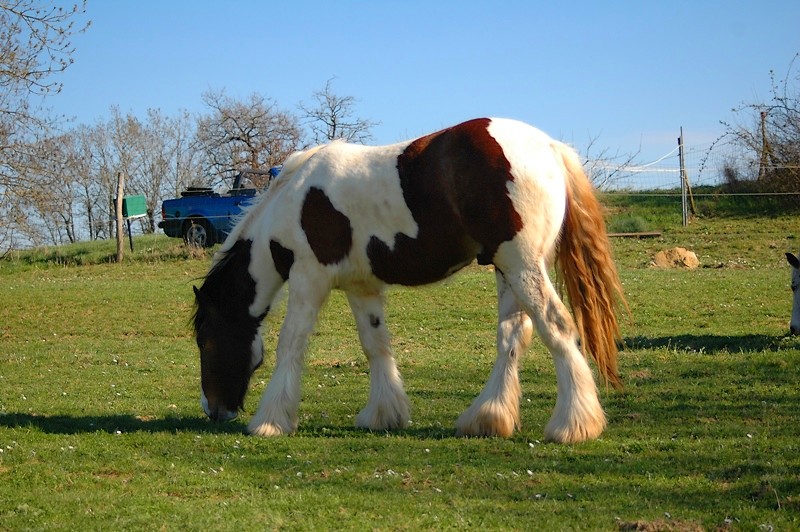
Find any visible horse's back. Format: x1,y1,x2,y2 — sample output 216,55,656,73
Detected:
248,118,574,286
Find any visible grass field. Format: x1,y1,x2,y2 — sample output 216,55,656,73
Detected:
1,200,799,530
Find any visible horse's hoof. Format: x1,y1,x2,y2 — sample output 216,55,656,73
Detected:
543,414,605,443
455,403,518,438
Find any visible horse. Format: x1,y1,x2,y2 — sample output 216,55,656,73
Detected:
192,117,627,444
787,252,800,335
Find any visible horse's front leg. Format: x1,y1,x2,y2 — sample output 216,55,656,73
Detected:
456,271,532,437
346,291,410,431
248,278,327,437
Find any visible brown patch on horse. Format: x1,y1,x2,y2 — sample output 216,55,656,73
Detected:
270,239,295,280
300,187,353,265
368,118,522,285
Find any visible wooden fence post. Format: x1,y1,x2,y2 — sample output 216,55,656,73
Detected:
115,172,125,263
678,128,696,226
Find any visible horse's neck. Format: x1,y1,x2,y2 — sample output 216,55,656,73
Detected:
243,237,285,319
207,238,268,321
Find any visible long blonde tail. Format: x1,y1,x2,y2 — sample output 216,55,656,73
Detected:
554,143,627,388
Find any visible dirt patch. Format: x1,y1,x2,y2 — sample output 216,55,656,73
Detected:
650,247,700,269
617,518,705,531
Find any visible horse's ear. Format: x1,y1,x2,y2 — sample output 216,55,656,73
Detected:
193,285,212,309
786,253,800,269
193,285,223,320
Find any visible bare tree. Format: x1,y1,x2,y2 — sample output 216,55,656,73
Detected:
83,120,118,240
582,135,641,190
715,53,800,189
81,108,202,237
10,133,80,246
299,78,379,144
120,108,201,233
195,89,302,188
68,124,103,240
6,107,204,246
165,109,201,197
106,107,147,234
0,0,89,187
0,0,89,248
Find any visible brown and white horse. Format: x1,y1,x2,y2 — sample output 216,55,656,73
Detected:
193,118,627,443
787,252,800,335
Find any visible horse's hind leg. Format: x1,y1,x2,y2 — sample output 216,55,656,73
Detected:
505,260,606,443
347,292,411,431
456,271,533,437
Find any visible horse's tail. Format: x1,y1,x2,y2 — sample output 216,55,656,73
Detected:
554,142,627,388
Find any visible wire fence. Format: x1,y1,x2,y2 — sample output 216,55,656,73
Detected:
589,137,799,194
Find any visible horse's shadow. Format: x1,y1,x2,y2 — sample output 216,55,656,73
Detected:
623,333,798,354
0,412,462,439
0,412,246,435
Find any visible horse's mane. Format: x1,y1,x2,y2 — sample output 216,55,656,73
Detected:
266,143,331,198
193,239,255,329
192,251,226,330
223,143,332,243
193,242,239,319
204,243,239,287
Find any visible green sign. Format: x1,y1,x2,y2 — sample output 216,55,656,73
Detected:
122,195,147,218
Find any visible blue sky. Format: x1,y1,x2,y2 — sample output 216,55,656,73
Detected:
52,1,799,163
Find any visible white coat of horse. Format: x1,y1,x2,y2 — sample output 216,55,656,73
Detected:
787,252,800,334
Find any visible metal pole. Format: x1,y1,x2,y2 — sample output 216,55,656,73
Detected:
115,172,125,262
679,130,687,227
127,219,134,252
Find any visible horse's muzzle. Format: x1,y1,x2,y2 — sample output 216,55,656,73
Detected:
201,391,239,422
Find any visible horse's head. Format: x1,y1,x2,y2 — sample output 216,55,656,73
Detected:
787,252,800,335
193,240,266,421
193,285,264,421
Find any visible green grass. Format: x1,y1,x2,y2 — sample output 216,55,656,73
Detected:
1,214,799,530
603,185,800,231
